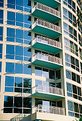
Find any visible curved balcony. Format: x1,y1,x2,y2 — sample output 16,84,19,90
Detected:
32,36,62,54
33,0,61,8
32,53,62,69
32,3,61,23
32,85,64,100
32,19,61,39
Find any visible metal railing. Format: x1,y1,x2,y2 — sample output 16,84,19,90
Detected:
36,105,65,115
36,85,63,95
33,3,60,17
33,19,61,32
33,53,62,65
33,36,61,49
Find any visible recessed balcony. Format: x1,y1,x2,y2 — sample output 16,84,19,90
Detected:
32,3,61,23
32,19,61,39
32,53,63,69
33,0,61,9
32,36,62,54
32,85,64,100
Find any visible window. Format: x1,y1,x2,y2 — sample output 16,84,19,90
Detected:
7,12,31,28
35,67,42,76
0,62,2,72
4,96,31,113
6,63,14,73
68,100,82,118
67,82,82,101
7,0,31,12
0,10,3,23
0,27,3,41
64,23,77,41
65,54,79,71
7,28,15,42
63,0,76,12
7,12,15,25
0,44,2,58
6,45,14,59
0,0,4,7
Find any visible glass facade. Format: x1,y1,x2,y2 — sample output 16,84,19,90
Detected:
0,0,82,120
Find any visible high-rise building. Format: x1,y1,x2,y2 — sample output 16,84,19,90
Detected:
0,0,82,121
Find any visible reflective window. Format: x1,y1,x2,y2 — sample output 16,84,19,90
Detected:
0,10,3,23
67,82,82,101
6,45,14,59
6,62,14,73
7,28,15,42
6,62,32,74
7,0,31,12
7,12,15,25
0,62,2,72
6,44,31,61
64,22,77,41
7,28,31,44
5,76,14,86
4,96,31,113
65,54,79,71
0,27,3,41
0,44,2,58
63,0,76,12
63,8,76,26
7,12,31,28
0,0,3,7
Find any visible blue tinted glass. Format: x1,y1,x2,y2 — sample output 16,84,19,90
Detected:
0,62,2,72
24,0,31,6
0,10,3,23
6,63,14,73
0,0,3,7
7,12,15,25
24,48,31,56
7,12,15,20
16,13,23,22
0,27,3,41
0,44,2,53
6,45,14,54
16,46,23,55
16,0,23,6
5,87,13,92
24,65,31,74
5,76,14,86
15,64,23,73
7,28,15,42
15,55,23,60
16,29,23,38
8,0,15,4
15,77,22,87
0,44,2,58
7,28,15,37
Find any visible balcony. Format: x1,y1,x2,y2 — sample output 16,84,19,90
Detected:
32,3,61,23
32,36,62,54
36,105,65,115
32,53,62,69
32,19,61,39
32,85,64,100
33,0,61,9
